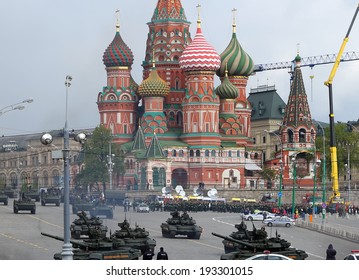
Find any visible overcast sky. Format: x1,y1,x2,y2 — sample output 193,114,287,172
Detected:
0,0,358,136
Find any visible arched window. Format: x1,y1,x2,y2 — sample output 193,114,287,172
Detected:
195,150,201,157
211,150,216,157
172,150,177,157
190,150,194,157
205,150,209,157
299,129,306,143
228,151,232,157
179,150,184,157
287,129,294,143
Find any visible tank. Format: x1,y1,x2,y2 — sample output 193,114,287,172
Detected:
70,211,108,239
212,221,308,260
41,232,141,260
90,202,114,219
0,191,9,205
13,192,36,214
111,218,156,254
41,188,61,206
4,187,17,198
160,210,203,239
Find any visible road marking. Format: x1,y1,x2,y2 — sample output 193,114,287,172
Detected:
0,232,49,251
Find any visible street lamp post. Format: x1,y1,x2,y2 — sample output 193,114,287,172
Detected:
40,76,86,260
291,156,297,219
0,99,33,116
312,159,321,214
345,144,351,203
107,142,115,191
265,130,283,207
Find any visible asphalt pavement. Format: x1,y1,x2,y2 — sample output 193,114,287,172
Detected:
296,212,359,243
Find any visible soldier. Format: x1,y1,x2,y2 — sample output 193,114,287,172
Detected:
156,247,168,260
143,248,154,260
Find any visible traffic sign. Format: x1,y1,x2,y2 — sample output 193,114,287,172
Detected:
278,192,282,197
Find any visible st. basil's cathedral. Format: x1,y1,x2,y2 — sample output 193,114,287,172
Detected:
97,0,319,193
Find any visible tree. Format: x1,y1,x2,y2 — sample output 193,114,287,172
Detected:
76,125,125,191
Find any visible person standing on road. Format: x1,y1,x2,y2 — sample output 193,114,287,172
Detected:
326,244,336,260
143,248,154,260
156,247,168,260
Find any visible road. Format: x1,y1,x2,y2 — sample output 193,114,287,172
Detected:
0,199,358,260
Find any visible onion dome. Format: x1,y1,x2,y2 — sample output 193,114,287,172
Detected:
215,69,238,99
103,22,134,67
294,53,301,67
138,66,169,97
217,16,254,77
179,18,220,72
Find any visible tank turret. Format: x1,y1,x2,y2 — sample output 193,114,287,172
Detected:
111,219,156,254
161,211,202,239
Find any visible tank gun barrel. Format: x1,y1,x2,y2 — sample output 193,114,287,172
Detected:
41,232,64,242
211,232,257,249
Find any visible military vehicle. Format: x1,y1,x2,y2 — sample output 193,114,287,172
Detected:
212,221,308,260
41,232,141,260
41,188,61,206
23,186,40,202
111,218,156,254
0,191,9,205
90,203,114,219
13,193,36,214
160,210,202,239
4,187,17,198
72,198,93,214
70,211,108,239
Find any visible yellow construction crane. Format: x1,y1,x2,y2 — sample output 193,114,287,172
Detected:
324,4,359,204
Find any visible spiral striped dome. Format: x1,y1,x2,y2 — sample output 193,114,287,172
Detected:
215,74,238,99
138,67,169,97
103,25,134,67
217,32,254,77
179,24,221,72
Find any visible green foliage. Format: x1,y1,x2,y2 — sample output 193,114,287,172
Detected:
315,122,359,179
76,125,125,188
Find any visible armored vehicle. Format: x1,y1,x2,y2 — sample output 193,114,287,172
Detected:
72,198,93,214
23,186,40,202
160,210,202,239
0,191,9,205
41,232,141,260
13,193,36,214
212,221,308,260
4,187,17,198
90,203,114,219
41,188,61,206
111,218,156,254
70,211,108,239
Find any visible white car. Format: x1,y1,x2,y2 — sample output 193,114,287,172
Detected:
344,250,359,260
243,211,276,221
263,216,295,227
136,203,150,213
245,253,293,260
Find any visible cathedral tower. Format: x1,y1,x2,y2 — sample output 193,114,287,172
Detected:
97,12,138,144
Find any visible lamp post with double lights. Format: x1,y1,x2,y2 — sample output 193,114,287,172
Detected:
312,159,321,213
265,130,283,207
40,75,86,260
107,142,115,191
345,144,352,203
291,155,297,219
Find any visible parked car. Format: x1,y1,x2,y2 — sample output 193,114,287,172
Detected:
344,250,359,260
242,211,276,221
263,216,295,227
136,203,150,213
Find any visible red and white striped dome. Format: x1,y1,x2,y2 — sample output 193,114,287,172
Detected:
179,25,221,72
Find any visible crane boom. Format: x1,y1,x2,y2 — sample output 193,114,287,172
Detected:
325,4,359,204
253,51,359,72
